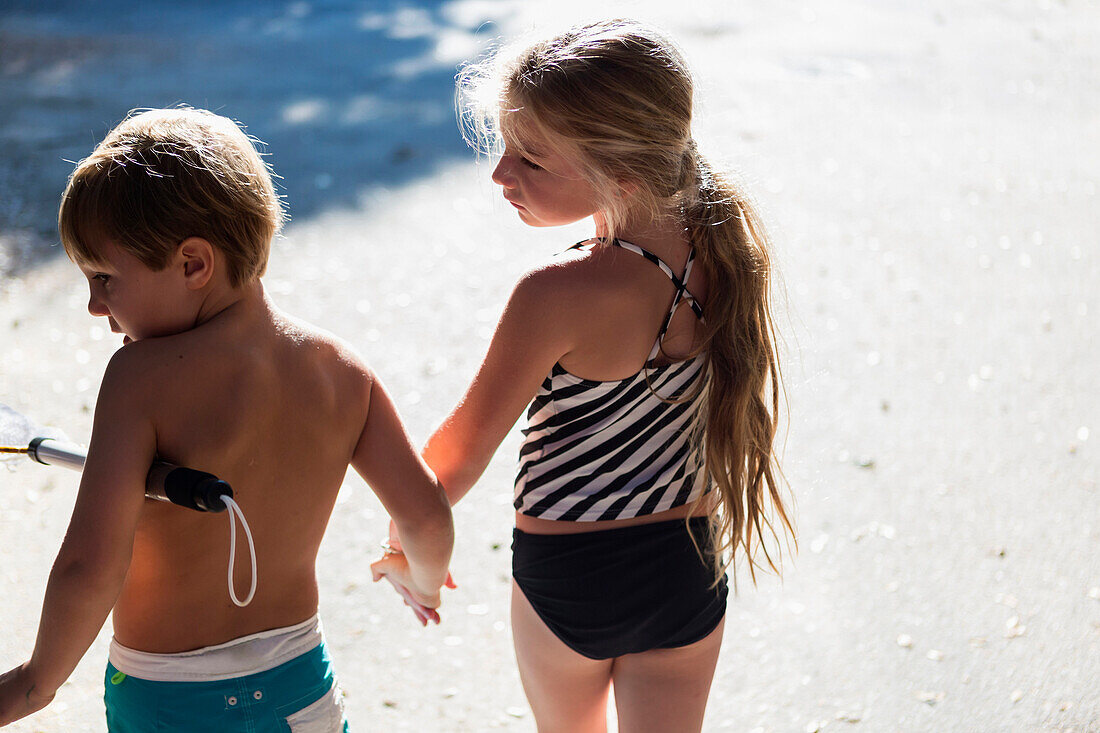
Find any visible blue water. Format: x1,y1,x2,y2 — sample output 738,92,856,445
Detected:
0,0,504,272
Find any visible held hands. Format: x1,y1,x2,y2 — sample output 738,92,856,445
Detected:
0,663,55,726
371,521,456,626
370,549,443,626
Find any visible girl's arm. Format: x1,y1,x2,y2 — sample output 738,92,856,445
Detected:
423,266,575,504
0,350,152,725
351,372,454,604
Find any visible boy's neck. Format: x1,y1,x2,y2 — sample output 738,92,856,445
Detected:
192,278,266,330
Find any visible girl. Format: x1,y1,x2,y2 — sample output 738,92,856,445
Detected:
395,19,794,732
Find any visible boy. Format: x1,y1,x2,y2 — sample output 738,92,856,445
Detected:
0,108,453,731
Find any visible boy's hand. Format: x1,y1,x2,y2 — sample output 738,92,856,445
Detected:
0,663,55,726
387,518,401,552
370,551,456,626
382,521,456,625
384,521,456,589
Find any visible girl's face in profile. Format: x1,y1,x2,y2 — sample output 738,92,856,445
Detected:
491,114,600,229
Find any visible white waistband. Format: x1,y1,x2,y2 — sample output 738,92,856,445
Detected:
109,614,323,682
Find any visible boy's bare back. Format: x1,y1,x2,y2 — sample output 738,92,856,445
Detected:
103,285,375,652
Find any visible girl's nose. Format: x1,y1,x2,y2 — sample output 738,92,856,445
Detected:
492,157,516,188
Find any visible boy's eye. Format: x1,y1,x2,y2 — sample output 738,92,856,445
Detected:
92,273,111,283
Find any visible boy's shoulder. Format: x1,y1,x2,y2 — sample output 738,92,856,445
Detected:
99,307,371,403
92,306,376,466
269,310,371,374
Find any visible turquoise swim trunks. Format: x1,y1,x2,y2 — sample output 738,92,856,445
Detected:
104,642,348,732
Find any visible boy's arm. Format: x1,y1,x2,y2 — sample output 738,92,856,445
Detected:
351,372,453,603
0,350,152,725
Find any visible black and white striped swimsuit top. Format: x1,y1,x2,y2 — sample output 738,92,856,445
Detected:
514,239,711,522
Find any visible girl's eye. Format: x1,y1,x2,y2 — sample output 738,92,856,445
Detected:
92,273,111,283
520,157,542,171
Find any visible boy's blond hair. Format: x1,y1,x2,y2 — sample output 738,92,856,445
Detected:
59,107,284,287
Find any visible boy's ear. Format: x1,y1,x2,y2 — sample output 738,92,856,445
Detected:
177,237,215,289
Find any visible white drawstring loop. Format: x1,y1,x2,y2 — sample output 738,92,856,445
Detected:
221,494,256,607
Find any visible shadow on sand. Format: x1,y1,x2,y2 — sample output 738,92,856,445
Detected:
0,0,504,275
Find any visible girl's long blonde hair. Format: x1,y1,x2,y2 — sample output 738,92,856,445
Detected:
459,19,794,582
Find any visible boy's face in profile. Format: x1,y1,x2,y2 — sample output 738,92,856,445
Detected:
76,239,195,344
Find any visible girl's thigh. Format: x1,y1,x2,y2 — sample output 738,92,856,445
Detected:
511,583,615,733
610,616,725,733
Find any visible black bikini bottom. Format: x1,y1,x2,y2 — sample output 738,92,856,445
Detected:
512,517,728,660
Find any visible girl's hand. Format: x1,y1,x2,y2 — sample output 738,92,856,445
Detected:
0,662,55,726
371,551,456,626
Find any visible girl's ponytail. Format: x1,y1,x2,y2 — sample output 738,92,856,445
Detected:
684,148,795,584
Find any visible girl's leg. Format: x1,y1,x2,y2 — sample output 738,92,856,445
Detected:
610,616,725,733
511,583,615,733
